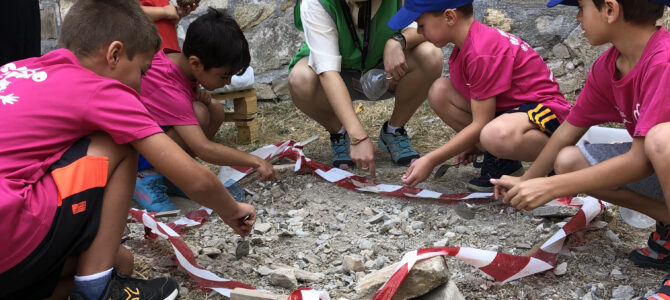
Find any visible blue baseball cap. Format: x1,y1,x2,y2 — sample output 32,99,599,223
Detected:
388,0,474,30
547,0,670,7
546,0,578,7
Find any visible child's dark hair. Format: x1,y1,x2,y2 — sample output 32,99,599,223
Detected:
58,0,161,60
431,4,474,18
592,0,664,25
182,8,250,75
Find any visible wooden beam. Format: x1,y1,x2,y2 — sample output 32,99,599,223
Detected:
229,288,287,300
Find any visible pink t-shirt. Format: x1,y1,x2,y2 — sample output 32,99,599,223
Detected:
140,49,198,126
0,49,162,272
449,20,570,121
567,27,670,137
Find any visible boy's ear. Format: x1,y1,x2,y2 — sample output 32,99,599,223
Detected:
603,0,621,24
105,41,125,70
444,9,458,25
188,55,204,71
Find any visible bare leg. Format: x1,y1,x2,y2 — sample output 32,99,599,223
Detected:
203,101,226,139
388,42,443,128
76,132,138,276
164,101,217,156
480,112,550,161
646,123,670,221
555,146,669,222
428,77,472,132
288,58,342,133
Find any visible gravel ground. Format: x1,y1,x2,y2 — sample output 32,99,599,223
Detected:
123,100,667,299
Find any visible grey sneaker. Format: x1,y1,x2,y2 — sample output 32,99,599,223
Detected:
377,121,420,166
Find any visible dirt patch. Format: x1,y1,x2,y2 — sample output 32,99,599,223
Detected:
125,100,666,299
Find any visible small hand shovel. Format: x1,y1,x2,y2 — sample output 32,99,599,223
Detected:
434,162,460,179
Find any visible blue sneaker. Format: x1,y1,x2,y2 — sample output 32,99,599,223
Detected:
330,132,354,169
164,178,188,198
224,179,246,202
466,152,523,192
133,173,178,212
378,121,420,166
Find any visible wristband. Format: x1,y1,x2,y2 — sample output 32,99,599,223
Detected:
350,136,369,146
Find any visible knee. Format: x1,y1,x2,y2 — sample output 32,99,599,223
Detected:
428,77,454,110
646,123,670,159
193,101,210,128
480,123,515,157
288,67,317,101
411,42,444,75
115,246,134,276
554,146,587,174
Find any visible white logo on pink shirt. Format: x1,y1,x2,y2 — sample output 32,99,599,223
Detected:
496,29,530,52
0,62,47,105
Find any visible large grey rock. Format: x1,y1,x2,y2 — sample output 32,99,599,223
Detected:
415,281,465,300
354,256,450,300
269,268,298,290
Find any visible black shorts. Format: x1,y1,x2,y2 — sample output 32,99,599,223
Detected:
497,103,561,136
0,138,108,299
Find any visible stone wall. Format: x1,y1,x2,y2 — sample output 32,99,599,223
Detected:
38,0,669,101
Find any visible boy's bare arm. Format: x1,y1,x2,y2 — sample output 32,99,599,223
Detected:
140,5,178,21
493,122,587,199
173,125,276,181
524,122,588,180
503,137,654,210
132,133,256,236
402,97,495,187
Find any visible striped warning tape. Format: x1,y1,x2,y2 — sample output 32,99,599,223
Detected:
129,140,605,299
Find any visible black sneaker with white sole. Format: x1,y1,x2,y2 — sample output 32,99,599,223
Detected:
69,270,178,300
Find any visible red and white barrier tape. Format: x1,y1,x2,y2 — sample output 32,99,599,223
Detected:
218,140,494,202
373,196,603,298
130,140,606,299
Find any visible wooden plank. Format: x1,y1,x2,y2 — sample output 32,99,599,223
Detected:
236,119,258,144
224,112,257,122
234,95,258,115
230,288,287,300
153,210,180,218
211,88,256,101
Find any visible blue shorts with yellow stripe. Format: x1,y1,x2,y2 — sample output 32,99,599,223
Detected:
497,103,561,136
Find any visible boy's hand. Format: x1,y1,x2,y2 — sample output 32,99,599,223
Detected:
455,147,480,166
496,177,554,210
176,3,198,18
490,175,521,200
350,138,376,179
196,87,212,105
221,202,256,237
255,158,277,181
402,156,434,187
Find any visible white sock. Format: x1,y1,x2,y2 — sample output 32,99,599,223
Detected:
337,126,346,134
74,267,113,282
386,123,400,134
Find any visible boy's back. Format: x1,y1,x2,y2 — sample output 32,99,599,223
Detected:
449,20,570,119
0,49,161,272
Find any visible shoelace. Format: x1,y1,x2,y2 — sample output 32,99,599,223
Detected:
148,177,168,198
331,135,349,159
389,128,415,155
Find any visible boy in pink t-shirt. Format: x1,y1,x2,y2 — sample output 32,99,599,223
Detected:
389,0,570,191
132,8,275,213
0,1,256,299
493,0,670,296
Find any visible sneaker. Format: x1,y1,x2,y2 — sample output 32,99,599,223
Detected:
644,273,670,300
629,221,670,270
466,152,523,192
133,172,178,212
69,270,178,300
377,121,420,166
330,132,354,169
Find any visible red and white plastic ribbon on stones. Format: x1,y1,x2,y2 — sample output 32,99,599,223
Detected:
373,196,604,299
128,208,255,297
218,139,493,202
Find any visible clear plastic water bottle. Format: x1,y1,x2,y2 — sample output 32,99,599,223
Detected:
360,69,389,100
619,207,655,228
